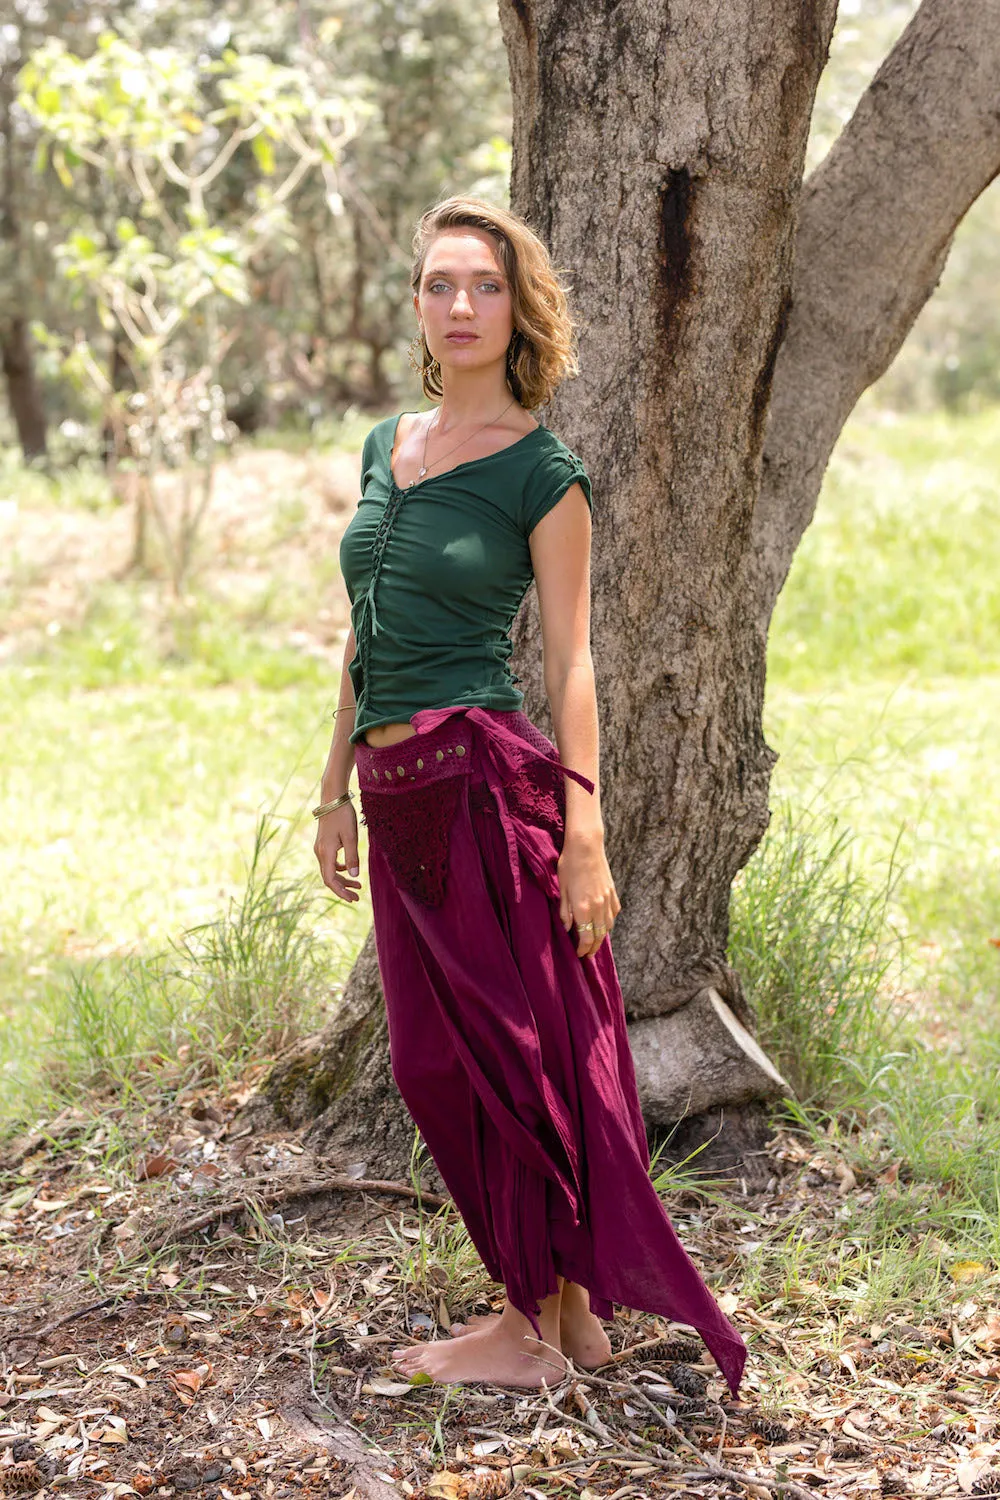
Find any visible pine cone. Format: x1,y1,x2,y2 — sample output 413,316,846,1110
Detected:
875,1355,910,1383
663,1362,708,1398
6,1449,37,1470
0,1461,45,1495
749,1416,792,1444
661,1393,703,1416
832,1439,868,1460
649,1337,703,1364
462,1471,512,1499
972,1472,1000,1498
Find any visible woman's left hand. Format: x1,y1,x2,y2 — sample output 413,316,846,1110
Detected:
557,828,621,958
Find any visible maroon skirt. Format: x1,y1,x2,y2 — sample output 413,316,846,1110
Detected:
355,704,746,1398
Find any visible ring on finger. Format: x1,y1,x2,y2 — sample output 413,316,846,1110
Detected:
577,920,595,931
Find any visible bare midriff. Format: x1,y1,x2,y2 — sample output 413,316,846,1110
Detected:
363,721,418,748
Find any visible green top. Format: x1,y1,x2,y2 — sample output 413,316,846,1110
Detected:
339,412,593,745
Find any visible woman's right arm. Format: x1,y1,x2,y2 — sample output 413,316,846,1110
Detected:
314,626,363,902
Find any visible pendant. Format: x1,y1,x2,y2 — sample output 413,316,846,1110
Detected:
417,466,427,478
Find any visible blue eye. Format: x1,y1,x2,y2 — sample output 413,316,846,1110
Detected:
426,280,503,293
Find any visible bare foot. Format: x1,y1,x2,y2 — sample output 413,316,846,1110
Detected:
391,1302,565,1388
452,1284,612,1370
558,1281,613,1368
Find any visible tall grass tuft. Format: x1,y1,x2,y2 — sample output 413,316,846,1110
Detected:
173,814,332,1060
11,813,339,1116
45,952,184,1097
729,802,906,1109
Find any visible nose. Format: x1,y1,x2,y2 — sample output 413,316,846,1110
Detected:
451,290,474,318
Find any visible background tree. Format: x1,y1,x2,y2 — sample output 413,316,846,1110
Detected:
19,29,362,589
255,0,1000,1179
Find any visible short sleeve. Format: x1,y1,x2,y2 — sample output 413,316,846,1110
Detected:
358,424,379,495
520,447,593,536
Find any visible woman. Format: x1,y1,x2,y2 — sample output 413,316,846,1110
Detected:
314,196,746,1396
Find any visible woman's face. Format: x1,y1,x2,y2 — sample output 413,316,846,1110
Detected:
413,228,515,379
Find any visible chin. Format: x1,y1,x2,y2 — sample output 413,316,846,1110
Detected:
440,344,500,363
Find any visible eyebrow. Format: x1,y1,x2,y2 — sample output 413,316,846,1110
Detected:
423,267,505,279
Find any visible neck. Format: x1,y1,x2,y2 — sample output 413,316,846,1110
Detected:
434,362,517,429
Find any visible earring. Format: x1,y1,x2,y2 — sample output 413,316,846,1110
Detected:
407,333,424,373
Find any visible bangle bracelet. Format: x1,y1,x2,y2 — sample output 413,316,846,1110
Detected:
312,790,354,819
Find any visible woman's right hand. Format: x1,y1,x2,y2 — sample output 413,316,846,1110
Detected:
314,803,362,903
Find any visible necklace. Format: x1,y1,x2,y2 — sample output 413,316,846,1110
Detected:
407,396,518,487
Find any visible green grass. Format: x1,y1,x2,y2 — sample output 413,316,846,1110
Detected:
729,801,906,1108
769,404,1000,683
719,397,1000,1293
0,665,371,1120
4,583,336,693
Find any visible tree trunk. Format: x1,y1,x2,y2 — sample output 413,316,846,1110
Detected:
254,0,1000,1179
1,57,48,462
1,315,48,461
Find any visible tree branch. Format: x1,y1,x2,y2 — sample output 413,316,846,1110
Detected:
751,0,1000,619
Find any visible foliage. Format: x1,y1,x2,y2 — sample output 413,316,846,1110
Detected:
16,29,364,590
768,400,1000,684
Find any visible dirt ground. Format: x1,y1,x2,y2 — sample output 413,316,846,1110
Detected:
1,447,362,664
2,1073,999,1500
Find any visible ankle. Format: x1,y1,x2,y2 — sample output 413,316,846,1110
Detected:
559,1283,591,1316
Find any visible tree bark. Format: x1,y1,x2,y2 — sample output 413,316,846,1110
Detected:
256,0,1000,1178
497,0,835,1028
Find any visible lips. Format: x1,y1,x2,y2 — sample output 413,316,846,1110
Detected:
445,333,478,341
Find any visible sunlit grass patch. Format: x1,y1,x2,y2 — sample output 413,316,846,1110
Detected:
769,403,1000,684
7,578,335,691
0,807,370,1127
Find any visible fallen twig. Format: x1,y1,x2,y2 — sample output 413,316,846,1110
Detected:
538,1371,680,1473
568,1365,817,1500
30,1295,116,1340
671,1421,817,1500
144,1173,448,1250
679,1466,816,1499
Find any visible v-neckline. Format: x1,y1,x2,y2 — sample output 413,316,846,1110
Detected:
387,411,544,494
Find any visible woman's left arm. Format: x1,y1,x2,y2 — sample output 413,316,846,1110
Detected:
530,483,621,958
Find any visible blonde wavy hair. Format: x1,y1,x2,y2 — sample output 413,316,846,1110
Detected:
409,195,580,412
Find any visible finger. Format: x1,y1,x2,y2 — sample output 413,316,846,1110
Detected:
324,852,362,899
332,854,362,888
327,875,360,903
343,834,361,880
559,883,572,932
583,904,613,959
